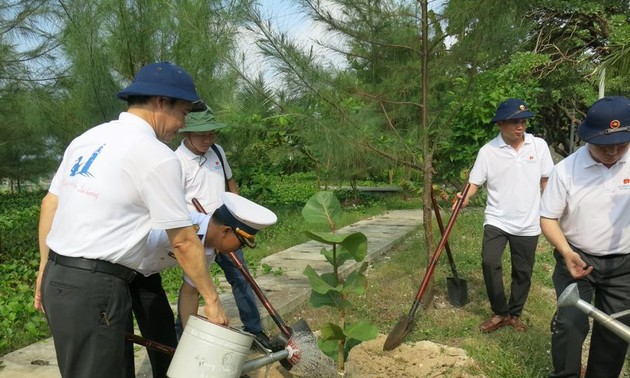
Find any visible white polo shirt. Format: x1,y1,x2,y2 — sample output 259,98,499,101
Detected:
470,133,554,236
540,145,630,256
136,212,216,282
175,141,232,213
47,112,192,269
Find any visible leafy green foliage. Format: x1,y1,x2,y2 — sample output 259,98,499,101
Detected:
0,191,50,355
433,51,550,185
301,191,377,371
239,172,320,209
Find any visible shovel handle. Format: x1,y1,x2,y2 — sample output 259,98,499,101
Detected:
408,183,471,317
192,198,293,339
430,188,459,279
227,251,293,339
126,333,175,356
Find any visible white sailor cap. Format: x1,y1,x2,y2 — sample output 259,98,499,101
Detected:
217,192,277,248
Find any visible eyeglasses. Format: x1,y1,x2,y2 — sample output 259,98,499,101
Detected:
231,227,256,249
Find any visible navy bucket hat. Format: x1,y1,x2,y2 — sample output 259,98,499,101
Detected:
491,98,535,123
578,96,630,145
117,62,204,110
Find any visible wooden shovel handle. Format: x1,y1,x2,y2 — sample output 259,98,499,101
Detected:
408,183,471,316
430,188,459,279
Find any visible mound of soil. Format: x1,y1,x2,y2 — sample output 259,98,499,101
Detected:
245,334,483,378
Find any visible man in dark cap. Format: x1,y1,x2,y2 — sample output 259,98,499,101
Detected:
541,96,630,378
35,62,227,378
457,98,554,333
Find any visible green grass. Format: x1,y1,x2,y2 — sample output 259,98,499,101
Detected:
281,208,601,378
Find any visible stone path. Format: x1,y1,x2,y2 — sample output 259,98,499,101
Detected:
0,209,422,377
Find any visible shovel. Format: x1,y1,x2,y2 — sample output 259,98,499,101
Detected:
430,187,468,308
383,183,471,351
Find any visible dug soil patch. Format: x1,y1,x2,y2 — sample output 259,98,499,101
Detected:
245,333,483,377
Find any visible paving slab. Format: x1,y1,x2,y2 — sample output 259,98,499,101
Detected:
0,209,421,377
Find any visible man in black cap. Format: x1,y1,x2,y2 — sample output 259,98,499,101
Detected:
541,96,630,378
457,98,554,333
35,62,227,378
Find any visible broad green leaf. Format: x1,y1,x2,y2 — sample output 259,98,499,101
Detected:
339,232,368,262
305,231,368,263
344,320,379,341
320,322,345,341
344,338,363,360
302,191,342,229
342,268,367,295
308,290,349,308
303,265,339,294
318,338,339,361
319,246,337,265
304,230,348,244
321,247,353,268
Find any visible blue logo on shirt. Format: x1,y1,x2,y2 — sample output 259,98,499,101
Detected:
70,145,104,178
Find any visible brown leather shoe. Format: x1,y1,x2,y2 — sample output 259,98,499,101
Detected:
479,315,508,333
508,315,527,332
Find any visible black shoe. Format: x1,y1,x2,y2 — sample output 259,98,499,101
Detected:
251,331,272,351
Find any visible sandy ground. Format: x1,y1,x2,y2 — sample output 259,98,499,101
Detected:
243,334,483,378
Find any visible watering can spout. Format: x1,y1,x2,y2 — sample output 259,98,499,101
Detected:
557,283,630,343
558,283,580,307
241,349,290,373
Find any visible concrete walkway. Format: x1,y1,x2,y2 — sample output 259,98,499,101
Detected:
0,209,421,378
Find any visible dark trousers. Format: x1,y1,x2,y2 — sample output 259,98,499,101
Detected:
550,249,630,378
214,248,263,333
481,225,538,317
129,273,177,378
42,260,132,378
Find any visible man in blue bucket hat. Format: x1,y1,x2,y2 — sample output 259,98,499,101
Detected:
35,62,227,378
456,98,554,333
541,96,630,378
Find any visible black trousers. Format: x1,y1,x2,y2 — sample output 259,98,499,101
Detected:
481,225,538,317
129,273,177,378
42,260,132,378
550,248,630,378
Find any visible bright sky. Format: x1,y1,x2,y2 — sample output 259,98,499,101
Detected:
242,0,347,85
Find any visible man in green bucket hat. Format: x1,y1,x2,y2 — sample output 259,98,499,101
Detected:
175,107,274,350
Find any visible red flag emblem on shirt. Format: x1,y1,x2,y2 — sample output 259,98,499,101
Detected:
624,178,630,184
529,156,534,160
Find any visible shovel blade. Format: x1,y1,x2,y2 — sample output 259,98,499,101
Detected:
278,319,309,371
383,315,415,351
447,277,468,308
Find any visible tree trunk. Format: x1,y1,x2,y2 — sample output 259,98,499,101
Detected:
419,0,435,308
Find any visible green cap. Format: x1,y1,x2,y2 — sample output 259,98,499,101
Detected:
179,106,228,133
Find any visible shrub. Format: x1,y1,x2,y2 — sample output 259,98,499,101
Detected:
301,191,378,372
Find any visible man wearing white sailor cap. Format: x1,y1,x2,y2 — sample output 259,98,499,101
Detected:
133,192,277,366
178,192,277,330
